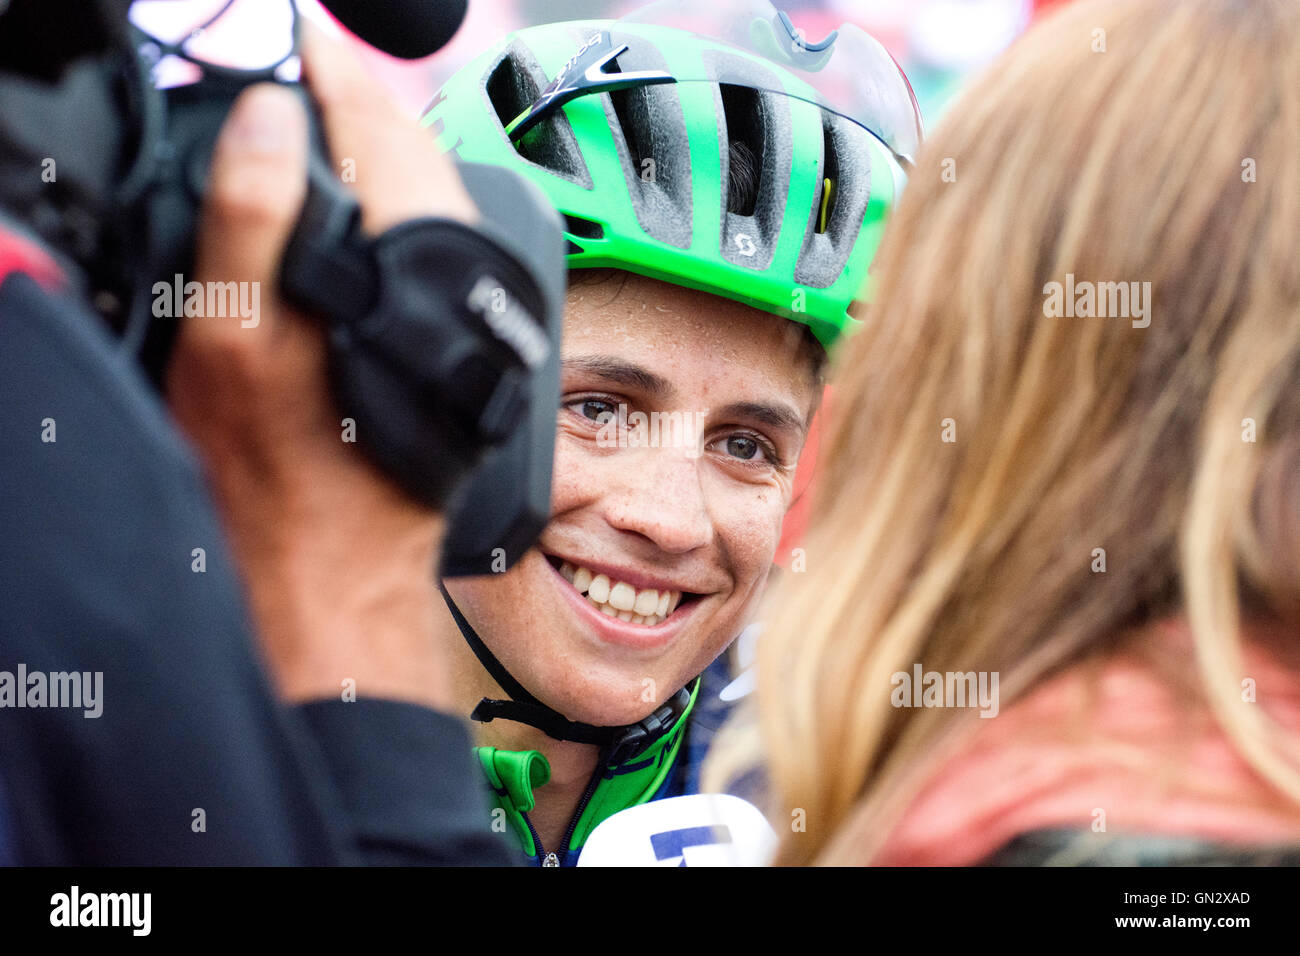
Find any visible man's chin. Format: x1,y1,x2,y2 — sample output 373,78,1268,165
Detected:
538,674,683,730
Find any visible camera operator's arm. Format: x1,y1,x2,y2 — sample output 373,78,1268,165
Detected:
166,34,508,865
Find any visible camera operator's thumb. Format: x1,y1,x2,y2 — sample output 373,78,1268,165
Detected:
192,83,308,344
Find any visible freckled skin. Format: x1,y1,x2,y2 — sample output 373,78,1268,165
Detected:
445,272,818,727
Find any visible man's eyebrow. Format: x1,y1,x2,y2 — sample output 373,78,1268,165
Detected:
715,400,808,435
562,356,674,398
564,357,808,434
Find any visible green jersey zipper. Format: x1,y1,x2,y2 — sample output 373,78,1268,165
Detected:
523,746,609,867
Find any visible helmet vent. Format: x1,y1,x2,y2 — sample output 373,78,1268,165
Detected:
485,49,535,134
607,67,650,179
485,42,593,188
706,51,788,274
720,84,765,216
728,141,760,217
563,214,604,240
597,36,693,250
814,122,840,233
795,115,874,289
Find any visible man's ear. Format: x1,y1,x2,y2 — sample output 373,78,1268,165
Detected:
776,387,829,567
806,380,828,424
779,320,828,401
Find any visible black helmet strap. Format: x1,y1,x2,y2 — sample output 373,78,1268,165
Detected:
438,582,693,764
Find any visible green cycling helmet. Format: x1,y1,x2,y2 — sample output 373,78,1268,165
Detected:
421,0,921,348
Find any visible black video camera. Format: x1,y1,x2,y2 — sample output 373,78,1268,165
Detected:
0,0,562,575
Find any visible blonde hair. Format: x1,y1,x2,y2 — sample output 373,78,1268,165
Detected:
706,0,1300,865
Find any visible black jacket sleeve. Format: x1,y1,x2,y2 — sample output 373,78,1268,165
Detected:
294,700,513,865
0,266,513,866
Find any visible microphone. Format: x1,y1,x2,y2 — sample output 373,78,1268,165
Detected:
316,0,468,59
576,795,777,867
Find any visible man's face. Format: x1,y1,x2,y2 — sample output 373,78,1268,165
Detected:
445,272,820,726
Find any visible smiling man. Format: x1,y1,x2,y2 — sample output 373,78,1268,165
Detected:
480,274,820,730
423,5,914,864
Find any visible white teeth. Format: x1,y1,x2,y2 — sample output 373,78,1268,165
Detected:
572,566,592,594
609,581,637,612
634,589,659,617
556,559,686,627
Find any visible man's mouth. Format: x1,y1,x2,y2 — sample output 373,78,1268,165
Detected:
544,555,699,627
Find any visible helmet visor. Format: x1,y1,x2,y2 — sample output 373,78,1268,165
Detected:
506,0,922,168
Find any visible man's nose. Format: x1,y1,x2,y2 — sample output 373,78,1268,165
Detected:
601,448,713,554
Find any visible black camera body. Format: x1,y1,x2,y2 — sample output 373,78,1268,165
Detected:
0,1,564,574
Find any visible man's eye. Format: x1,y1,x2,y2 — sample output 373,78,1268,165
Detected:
712,434,772,462
573,400,616,424
725,436,760,460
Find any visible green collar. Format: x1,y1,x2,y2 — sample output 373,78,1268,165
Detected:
476,680,699,860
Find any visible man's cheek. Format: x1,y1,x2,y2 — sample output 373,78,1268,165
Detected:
549,431,589,512
730,501,787,580
446,566,524,626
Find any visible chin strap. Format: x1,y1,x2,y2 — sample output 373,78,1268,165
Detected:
438,582,694,765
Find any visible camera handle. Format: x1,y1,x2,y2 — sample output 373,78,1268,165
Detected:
279,148,565,568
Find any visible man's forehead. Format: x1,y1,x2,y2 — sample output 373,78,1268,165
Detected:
566,273,816,354
563,270,822,419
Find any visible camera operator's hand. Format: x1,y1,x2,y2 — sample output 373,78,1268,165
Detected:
167,30,478,709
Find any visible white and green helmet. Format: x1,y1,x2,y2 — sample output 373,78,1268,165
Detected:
423,0,922,349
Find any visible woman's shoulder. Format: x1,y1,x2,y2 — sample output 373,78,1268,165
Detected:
876,617,1300,865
